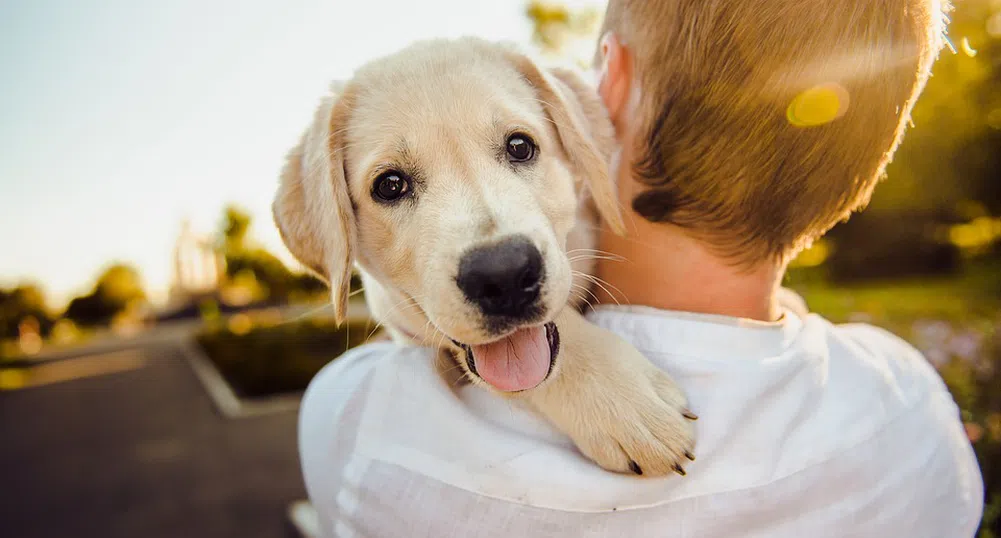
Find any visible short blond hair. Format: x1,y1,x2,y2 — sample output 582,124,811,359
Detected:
600,0,950,263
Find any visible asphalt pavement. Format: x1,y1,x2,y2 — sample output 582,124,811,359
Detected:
0,341,306,538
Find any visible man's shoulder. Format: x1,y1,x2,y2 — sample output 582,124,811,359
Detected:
757,316,983,533
300,341,436,425
801,317,979,492
305,341,433,390
817,317,951,398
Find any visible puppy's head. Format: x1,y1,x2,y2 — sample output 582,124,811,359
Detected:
274,39,621,391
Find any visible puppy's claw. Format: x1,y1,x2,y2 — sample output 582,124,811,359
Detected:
629,460,643,475
682,409,699,421
674,464,687,476
685,450,696,461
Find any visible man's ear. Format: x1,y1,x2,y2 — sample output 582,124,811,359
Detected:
596,32,633,130
503,51,626,235
273,82,357,324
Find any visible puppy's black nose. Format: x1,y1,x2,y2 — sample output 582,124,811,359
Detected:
456,235,543,319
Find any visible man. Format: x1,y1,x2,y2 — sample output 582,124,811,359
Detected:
298,0,984,536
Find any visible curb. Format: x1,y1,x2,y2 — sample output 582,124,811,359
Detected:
177,308,374,420
177,339,303,419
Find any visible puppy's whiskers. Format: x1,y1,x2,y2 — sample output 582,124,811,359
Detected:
348,286,366,298
367,294,423,341
273,301,343,328
568,254,627,264
570,283,600,312
573,270,627,306
566,247,624,258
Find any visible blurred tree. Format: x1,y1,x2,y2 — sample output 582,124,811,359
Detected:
0,284,53,340
526,0,602,66
870,0,1001,217
223,205,252,254
216,205,329,304
826,0,1001,276
64,264,147,327
527,1,572,53
95,264,147,306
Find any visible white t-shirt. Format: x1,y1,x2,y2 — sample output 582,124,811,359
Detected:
298,306,984,537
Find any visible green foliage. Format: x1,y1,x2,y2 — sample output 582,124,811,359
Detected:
225,248,295,296
64,263,146,327
821,0,1001,277
984,494,1001,538
788,260,999,332
196,316,374,398
222,205,252,253
825,211,963,282
943,334,1001,538
216,205,337,304
0,284,53,340
526,0,603,65
866,0,1001,215
94,264,146,305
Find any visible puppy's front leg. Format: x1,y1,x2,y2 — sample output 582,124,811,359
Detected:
523,308,697,476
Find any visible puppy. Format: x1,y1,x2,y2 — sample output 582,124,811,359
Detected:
273,38,696,476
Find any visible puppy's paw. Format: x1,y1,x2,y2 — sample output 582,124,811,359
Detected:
568,366,696,477
524,313,697,477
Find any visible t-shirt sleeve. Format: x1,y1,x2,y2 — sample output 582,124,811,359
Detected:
836,323,985,535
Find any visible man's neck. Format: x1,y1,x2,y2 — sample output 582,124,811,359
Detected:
593,216,785,322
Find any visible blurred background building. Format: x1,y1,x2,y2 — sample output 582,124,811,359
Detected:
168,219,225,309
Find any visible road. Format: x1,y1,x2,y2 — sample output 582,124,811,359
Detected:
0,340,306,538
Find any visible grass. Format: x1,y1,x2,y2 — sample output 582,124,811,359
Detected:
788,260,998,321
786,260,1000,345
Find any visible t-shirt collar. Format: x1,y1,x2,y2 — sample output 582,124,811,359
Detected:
586,304,806,361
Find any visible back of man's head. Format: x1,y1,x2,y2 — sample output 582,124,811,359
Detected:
599,0,950,264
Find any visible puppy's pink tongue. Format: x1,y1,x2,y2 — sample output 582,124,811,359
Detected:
471,325,550,392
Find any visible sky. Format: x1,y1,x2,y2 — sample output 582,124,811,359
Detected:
0,0,600,307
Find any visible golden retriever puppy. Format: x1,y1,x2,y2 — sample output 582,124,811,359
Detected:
273,38,696,476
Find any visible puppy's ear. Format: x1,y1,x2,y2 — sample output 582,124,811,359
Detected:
273,82,357,324
504,53,625,235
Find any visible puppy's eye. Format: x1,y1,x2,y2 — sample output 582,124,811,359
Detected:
372,171,411,202
506,134,536,163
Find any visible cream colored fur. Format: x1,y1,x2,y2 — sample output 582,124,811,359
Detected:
273,38,695,476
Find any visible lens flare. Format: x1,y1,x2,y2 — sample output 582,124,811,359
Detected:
787,83,849,128
961,37,978,57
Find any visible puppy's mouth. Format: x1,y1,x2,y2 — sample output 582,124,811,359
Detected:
451,321,559,392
